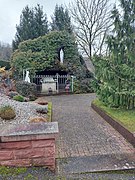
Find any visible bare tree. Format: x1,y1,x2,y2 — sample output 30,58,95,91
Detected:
70,0,112,60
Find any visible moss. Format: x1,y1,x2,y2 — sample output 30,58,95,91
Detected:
92,99,135,132
47,102,52,122
13,95,24,102
24,173,38,180
0,166,27,176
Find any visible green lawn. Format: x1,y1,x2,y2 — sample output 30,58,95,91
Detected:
92,99,135,133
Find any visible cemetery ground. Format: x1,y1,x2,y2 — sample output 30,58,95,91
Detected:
0,93,135,179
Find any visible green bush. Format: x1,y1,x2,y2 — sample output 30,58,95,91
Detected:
16,81,37,97
74,78,94,94
13,95,24,102
8,91,19,98
0,105,16,120
36,105,48,114
0,60,10,70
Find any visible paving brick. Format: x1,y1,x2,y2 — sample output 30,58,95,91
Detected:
44,94,135,159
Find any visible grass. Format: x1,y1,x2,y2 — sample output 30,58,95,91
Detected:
47,102,52,122
92,99,135,133
0,166,27,176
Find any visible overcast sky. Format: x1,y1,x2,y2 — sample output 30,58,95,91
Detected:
0,0,117,45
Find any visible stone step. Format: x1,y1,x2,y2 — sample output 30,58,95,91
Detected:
57,153,135,175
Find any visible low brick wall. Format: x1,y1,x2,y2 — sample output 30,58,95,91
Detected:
0,122,59,171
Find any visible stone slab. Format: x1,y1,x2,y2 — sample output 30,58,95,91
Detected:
57,153,135,174
0,122,59,142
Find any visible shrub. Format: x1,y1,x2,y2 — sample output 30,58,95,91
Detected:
36,105,48,114
0,60,10,70
8,91,19,98
74,78,94,94
13,95,24,102
0,105,16,120
16,81,37,97
28,94,37,101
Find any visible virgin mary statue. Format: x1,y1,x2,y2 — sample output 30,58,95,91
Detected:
60,49,64,64
25,70,30,83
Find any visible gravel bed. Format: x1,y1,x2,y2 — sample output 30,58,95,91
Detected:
0,93,46,125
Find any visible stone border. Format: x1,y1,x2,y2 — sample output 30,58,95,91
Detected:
91,103,135,147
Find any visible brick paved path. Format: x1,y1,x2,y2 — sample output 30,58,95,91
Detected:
41,94,134,158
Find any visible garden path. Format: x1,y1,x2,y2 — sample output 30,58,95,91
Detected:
38,94,135,173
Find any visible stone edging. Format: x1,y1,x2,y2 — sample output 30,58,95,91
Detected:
91,103,135,147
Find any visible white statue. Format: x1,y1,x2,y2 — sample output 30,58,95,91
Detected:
60,49,64,64
25,70,30,83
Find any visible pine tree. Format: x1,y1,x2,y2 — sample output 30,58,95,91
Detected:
51,4,73,33
12,4,48,51
34,4,48,37
93,0,135,109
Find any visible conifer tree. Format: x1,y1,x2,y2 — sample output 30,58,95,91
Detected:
93,0,135,109
12,4,48,51
51,4,73,33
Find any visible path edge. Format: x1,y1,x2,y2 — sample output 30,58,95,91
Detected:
91,103,135,147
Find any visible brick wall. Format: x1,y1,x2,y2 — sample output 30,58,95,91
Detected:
0,139,56,170
0,122,59,171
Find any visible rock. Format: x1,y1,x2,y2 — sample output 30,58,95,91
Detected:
29,117,48,123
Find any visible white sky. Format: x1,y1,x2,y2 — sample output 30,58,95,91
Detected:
0,0,117,45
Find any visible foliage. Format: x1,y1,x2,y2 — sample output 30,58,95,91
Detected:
0,105,16,120
51,4,73,33
92,0,135,109
16,81,37,97
0,60,10,70
36,105,48,114
11,31,86,79
93,99,135,132
8,91,19,98
29,94,37,101
12,4,48,50
0,166,27,177
74,78,94,94
13,95,24,102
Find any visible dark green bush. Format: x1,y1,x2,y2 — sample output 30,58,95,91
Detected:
0,60,10,70
36,105,48,114
74,78,94,94
13,95,24,102
0,105,16,120
16,81,37,97
8,91,19,98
